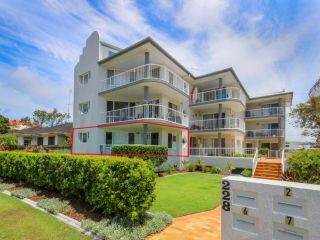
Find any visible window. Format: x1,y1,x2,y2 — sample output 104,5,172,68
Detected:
79,102,90,114
128,133,135,144
169,72,174,85
48,136,55,145
168,102,178,110
79,72,90,85
78,132,89,143
108,50,115,57
106,132,112,145
168,133,172,148
107,70,115,78
23,137,32,146
37,137,43,146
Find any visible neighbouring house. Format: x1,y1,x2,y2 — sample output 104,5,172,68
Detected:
72,31,293,168
9,120,36,130
309,77,320,97
14,123,72,147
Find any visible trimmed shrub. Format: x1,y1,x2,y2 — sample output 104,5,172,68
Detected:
202,166,211,173
81,211,172,240
241,169,252,177
286,150,320,184
0,151,156,220
37,198,70,214
11,188,36,199
195,159,204,171
112,144,168,167
210,166,222,174
188,164,196,172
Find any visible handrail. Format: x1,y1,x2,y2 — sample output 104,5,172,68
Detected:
281,148,286,174
190,118,245,132
252,148,259,175
245,107,285,118
190,87,246,106
189,147,256,157
101,103,189,127
101,64,190,95
246,129,284,138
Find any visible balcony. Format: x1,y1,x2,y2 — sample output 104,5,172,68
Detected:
100,64,190,95
246,129,284,138
190,147,257,157
245,107,285,118
190,118,245,132
190,87,246,106
101,104,188,127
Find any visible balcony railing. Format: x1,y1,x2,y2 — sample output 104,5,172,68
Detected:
190,87,246,106
190,118,245,132
245,107,284,118
101,64,190,95
190,147,257,157
246,129,284,138
101,104,188,127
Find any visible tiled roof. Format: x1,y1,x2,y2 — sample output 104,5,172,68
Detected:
14,123,72,136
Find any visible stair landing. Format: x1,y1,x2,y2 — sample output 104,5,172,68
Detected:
254,159,282,180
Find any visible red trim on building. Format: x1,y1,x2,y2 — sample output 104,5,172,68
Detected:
71,121,190,157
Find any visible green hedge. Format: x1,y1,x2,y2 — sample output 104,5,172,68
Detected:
286,150,320,184
112,144,168,167
0,151,156,220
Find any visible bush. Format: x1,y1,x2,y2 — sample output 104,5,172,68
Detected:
81,211,172,240
188,164,196,172
195,159,204,171
37,198,70,214
166,166,173,175
241,169,252,177
259,147,269,155
0,134,17,150
225,162,235,174
210,166,221,174
11,188,36,199
112,144,168,167
0,151,156,220
202,166,211,173
286,150,320,184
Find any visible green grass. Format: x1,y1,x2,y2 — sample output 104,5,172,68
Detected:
150,173,222,217
0,193,90,240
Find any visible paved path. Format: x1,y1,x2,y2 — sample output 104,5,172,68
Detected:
148,206,221,240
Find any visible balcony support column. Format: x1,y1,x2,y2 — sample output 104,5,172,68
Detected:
143,85,149,145
219,78,223,88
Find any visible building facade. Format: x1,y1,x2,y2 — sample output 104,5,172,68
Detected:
73,32,292,166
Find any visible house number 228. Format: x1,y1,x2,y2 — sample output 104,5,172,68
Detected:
222,180,231,211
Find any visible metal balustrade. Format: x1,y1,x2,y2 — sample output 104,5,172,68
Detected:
245,129,284,138
190,147,257,157
190,87,246,105
245,107,285,118
101,104,188,127
101,64,190,95
190,118,245,132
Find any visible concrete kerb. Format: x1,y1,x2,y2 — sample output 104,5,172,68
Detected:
1,190,98,239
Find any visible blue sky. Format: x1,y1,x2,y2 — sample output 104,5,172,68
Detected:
0,0,319,141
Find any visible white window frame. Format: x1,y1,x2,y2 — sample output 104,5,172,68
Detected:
79,102,90,114
78,132,89,143
79,72,90,85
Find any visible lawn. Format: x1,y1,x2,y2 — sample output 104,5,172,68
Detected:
0,193,90,240
150,173,223,217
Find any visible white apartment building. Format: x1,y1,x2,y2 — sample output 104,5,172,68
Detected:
73,31,292,168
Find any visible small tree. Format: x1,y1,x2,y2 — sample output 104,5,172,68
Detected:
47,108,69,127
20,116,32,125
0,114,9,134
32,110,48,126
290,96,320,145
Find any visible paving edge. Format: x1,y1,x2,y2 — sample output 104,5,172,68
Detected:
1,190,98,239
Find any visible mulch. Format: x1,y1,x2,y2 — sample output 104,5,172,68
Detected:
0,179,103,222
